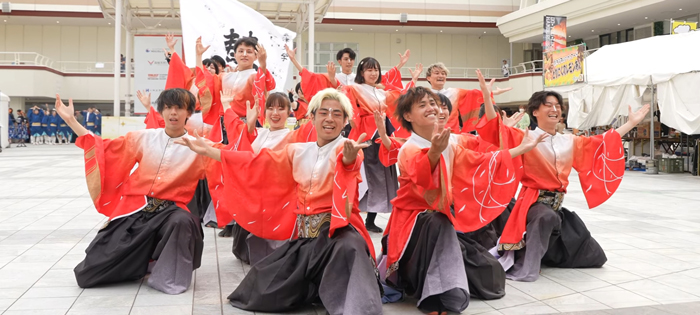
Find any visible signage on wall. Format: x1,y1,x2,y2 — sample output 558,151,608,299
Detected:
671,20,697,34
133,35,183,114
543,44,586,87
543,15,567,53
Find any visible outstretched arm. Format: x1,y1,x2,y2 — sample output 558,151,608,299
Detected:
373,110,391,149
615,104,650,136
476,69,497,121
285,45,304,73
55,94,89,137
175,129,222,162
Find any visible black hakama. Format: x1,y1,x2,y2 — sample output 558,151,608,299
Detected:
385,212,470,313
74,200,204,294
231,223,285,265
506,203,607,281
228,222,382,315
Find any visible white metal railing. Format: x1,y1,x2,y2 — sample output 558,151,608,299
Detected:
0,52,119,74
310,60,543,79
1,51,545,78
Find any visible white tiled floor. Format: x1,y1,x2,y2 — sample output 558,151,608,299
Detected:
2,145,700,315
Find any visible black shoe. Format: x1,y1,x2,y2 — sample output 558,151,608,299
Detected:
204,221,217,228
365,223,383,233
218,225,233,237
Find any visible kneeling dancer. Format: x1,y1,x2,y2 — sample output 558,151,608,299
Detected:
178,88,383,314
63,89,215,294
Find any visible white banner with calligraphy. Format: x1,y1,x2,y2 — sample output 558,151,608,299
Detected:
133,35,183,114
179,0,296,92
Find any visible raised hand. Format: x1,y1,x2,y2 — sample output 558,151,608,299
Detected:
136,90,152,111
476,69,489,92
628,104,650,125
165,33,178,53
175,129,217,159
373,110,392,149
195,36,210,56
220,89,235,111
257,43,267,70
246,96,260,132
430,122,450,155
284,45,296,61
493,86,513,95
342,132,370,165
327,61,336,79
503,110,524,127
517,129,548,154
410,63,423,82
54,94,74,121
397,49,411,69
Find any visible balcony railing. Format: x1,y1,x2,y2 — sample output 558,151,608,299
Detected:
0,52,119,74
1,51,545,78
310,60,543,79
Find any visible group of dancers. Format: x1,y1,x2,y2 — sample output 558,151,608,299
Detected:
8,106,101,146
52,33,650,315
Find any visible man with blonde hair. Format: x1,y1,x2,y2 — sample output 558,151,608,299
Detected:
177,88,383,315
426,62,512,133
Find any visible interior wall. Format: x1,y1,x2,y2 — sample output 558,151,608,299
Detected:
0,24,128,64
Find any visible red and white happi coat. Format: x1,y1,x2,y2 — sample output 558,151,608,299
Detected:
382,133,518,273
476,117,625,248
76,129,217,220
212,135,377,260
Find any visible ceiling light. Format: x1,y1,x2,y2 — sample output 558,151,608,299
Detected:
440,30,443,33
591,30,594,32
645,17,648,19
483,31,486,34
108,22,111,25
3,20,6,22
56,21,60,23
395,29,398,32
617,23,621,26
158,23,161,26
679,8,683,10
350,28,353,30
568,35,571,38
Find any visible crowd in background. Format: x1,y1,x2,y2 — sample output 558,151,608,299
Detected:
7,106,102,147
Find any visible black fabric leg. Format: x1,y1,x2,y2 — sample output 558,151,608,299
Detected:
232,224,251,264
391,212,470,313
74,205,203,290
228,224,382,315
457,233,506,300
506,203,561,282
542,208,607,268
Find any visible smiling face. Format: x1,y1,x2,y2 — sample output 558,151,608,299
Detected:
403,94,440,130
437,98,450,125
310,99,346,145
361,67,379,85
533,95,562,130
427,68,448,90
265,99,291,131
234,43,257,70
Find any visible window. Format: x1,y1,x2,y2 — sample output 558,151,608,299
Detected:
305,42,360,73
599,34,611,47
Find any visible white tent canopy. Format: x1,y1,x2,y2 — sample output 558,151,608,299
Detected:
554,31,700,134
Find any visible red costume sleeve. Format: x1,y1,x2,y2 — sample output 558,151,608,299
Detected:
288,121,317,143
195,67,222,125
384,90,412,138
218,147,297,239
573,130,625,209
377,137,405,167
300,68,338,101
144,107,165,129
76,133,141,219
381,66,404,90
165,52,194,90
451,147,518,233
